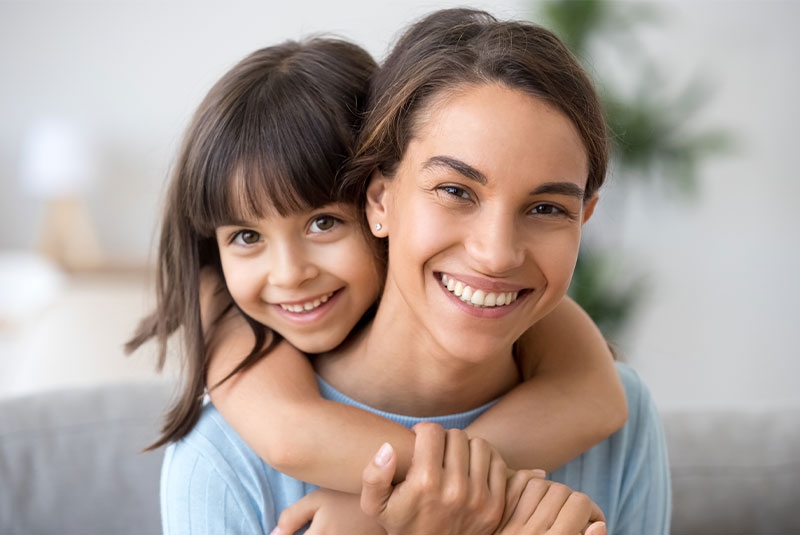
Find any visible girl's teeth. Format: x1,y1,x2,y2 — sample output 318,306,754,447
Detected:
280,292,334,313
439,273,521,308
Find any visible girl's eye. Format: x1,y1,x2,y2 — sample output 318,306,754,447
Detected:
309,215,340,233
232,230,261,245
531,203,565,216
438,185,471,200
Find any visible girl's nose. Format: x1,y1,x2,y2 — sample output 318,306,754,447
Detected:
266,241,319,289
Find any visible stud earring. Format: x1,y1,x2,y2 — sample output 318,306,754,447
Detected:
374,223,382,232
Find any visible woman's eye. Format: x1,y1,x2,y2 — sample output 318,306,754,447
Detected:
439,185,471,200
531,204,565,216
232,230,261,245
309,215,339,233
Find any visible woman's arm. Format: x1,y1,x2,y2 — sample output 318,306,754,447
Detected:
465,296,627,472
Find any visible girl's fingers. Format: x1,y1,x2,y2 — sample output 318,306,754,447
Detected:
274,491,321,535
525,482,572,530
504,477,549,528
498,470,532,529
360,442,397,517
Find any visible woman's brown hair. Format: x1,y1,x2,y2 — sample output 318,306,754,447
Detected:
126,38,376,450
342,8,608,213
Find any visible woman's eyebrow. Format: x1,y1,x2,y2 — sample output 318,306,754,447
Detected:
530,182,585,199
422,157,586,199
422,155,488,185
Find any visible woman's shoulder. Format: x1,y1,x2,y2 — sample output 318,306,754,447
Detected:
550,362,671,534
160,405,271,533
614,362,661,431
162,403,264,492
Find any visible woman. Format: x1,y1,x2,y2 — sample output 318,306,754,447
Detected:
163,8,671,534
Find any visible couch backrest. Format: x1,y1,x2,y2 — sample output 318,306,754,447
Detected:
0,382,172,535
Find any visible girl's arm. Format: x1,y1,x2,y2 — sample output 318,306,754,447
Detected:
207,277,623,492
464,296,628,471
205,304,415,493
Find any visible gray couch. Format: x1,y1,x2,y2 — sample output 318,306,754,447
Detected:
1,382,798,534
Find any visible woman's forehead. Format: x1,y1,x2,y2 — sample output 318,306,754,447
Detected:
403,83,589,188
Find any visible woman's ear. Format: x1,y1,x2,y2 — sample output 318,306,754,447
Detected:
581,194,599,226
366,171,391,237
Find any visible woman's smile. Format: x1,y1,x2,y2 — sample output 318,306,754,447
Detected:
437,272,531,318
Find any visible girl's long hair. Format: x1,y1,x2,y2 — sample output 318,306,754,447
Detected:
126,38,376,450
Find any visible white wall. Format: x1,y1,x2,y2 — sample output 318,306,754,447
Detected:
1,1,798,410
588,1,800,410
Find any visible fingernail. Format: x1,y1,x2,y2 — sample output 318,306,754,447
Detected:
269,528,283,535
374,442,393,466
586,521,606,535
531,468,547,479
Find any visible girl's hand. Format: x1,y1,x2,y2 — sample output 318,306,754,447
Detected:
273,488,386,535
495,475,606,535
360,422,508,535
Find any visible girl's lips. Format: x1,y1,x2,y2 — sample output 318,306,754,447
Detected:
272,288,343,324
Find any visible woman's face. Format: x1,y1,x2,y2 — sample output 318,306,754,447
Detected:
367,83,597,363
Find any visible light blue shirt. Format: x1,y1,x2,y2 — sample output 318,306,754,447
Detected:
161,363,671,534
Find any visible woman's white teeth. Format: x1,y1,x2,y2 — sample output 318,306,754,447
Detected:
280,292,334,313
440,274,519,308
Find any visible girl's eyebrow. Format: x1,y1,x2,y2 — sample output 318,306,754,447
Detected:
219,218,256,227
422,155,487,185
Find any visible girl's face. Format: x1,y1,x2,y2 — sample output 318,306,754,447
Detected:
216,203,382,354
367,83,597,363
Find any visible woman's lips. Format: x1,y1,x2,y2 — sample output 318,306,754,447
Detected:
436,272,530,318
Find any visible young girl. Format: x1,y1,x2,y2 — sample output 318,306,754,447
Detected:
128,36,625,532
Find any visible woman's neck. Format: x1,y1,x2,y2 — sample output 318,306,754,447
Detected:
314,281,520,417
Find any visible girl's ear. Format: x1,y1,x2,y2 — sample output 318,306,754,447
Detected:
366,171,391,237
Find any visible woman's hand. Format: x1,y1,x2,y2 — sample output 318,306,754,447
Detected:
360,422,508,535
273,488,386,535
495,472,607,535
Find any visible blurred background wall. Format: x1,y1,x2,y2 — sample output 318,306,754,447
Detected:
0,0,798,411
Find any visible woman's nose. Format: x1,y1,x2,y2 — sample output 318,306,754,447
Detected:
266,241,319,288
464,212,525,275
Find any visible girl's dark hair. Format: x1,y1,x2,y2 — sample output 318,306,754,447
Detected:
342,8,608,215
126,38,376,450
